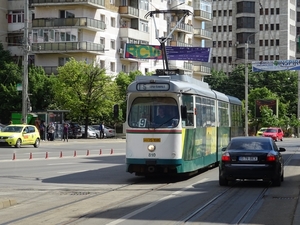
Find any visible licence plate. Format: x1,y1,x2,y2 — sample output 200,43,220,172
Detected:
143,138,161,142
0,139,6,142
239,156,258,161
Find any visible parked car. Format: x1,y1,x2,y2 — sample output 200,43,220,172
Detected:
256,127,268,136
104,125,116,138
219,136,285,186
90,125,116,138
89,126,101,138
0,124,40,148
67,123,82,139
262,127,284,142
80,125,97,138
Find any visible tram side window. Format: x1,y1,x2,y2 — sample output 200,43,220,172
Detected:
182,94,194,126
198,97,216,127
218,101,229,127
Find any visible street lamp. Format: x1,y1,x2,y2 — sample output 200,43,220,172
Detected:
245,32,257,136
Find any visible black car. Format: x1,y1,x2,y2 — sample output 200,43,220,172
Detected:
67,123,82,139
219,136,286,186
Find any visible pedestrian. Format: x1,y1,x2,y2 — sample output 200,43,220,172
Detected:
62,123,68,142
35,117,41,130
39,120,46,141
99,122,105,139
47,122,55,141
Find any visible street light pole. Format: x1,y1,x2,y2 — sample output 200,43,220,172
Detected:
245,42,249,136
22,0,29,124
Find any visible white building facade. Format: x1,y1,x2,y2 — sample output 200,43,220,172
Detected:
2,0,212,80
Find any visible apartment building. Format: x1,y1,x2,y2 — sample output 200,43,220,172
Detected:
2,0,212,80
211,0,297,75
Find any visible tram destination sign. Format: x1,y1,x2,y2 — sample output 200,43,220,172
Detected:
252,60,300,72
125,44,211,62
137,83,170,91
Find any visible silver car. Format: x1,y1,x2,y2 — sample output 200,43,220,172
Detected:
91,125,116,138
80,126,97,138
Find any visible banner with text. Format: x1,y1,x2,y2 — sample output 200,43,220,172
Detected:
252,60,300,72
124,44,211,62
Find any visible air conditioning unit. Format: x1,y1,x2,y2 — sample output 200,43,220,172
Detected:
118,48,123,54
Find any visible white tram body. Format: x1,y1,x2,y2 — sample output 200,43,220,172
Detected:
125,73,243,176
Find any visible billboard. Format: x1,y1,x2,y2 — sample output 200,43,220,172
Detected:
252,60,300,72
255,99,278,118
124,44,211,62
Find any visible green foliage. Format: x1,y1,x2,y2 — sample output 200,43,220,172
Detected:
115,70,143,122
54,58,116,128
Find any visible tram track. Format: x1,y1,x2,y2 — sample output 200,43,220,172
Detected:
0,180,171,225
177,149,299,225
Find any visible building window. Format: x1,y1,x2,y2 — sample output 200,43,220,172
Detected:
110,62,115,72
270,55,274,60
213,10,217,17
236,2,255,14
213,26,216,32
58,57,70,66
122,64,126,72
276,8,280,14
270,40,274,46
224,10,227,16
229,10,232,16
213,57,216,63
276,24,280,30
237,17,255,29
276,55,279,60
223,26,227,32
265,8,269,15
259,40,263,46
218,26,222,32
265,55,268,60
228,57,232,64
265,24,269,30
218,10,222,16
229,41,232,47
223,57,227,63
213,41,216,47
111,17,116,27
110,39,115,49
276,39,279,46
265,40,268,46
271,8,274,15
7,11,24,23
100,37,105,46
260,24,263,30
218,57,222,63
223,41,227,47
229,25,232,32
259,55,263,60
271,24,274,30
100,60,105,69
218,41,222,47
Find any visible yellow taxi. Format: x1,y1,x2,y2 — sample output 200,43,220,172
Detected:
256,127,268,136
0,124,40,148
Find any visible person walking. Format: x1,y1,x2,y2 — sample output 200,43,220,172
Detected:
39,120,46,141
62,123,68,142
99,122,105,139
47,122,55,141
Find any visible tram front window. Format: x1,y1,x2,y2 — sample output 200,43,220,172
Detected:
128,97,179,128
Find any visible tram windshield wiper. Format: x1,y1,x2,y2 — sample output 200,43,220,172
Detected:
155,116,177,129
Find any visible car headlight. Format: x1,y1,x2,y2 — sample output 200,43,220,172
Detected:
148,144,156,152
8,135,18,139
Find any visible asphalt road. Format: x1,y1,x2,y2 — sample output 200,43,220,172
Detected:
0,138,299,225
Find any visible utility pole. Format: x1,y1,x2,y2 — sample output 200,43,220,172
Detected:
245,42,249,136
298,70,300,138
22,0,29,124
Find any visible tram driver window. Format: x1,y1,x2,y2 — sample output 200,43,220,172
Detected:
182,94,194,126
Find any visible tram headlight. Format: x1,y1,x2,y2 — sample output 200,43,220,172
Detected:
147,144,156,152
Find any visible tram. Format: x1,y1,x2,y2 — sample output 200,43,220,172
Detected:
125,69,243,176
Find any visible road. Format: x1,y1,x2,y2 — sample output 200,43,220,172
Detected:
0,138,299,225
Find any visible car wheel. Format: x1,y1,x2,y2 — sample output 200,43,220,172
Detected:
34,138,40,148
275,137,278,142
219,175,228,186
272,173,281,187
281,138,283,141
15,139,21,148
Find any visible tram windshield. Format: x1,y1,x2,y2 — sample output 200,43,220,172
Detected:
128,97,179,128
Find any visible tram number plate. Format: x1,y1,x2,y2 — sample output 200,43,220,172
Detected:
143,138,161,142
239,156,258,161
148,153,156,157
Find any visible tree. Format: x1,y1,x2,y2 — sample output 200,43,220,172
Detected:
54,58,116,137
114,70,144,122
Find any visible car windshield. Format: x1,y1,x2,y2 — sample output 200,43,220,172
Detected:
259,128,267,132
265,128,277,133
228,139,272,150
2,126,23,133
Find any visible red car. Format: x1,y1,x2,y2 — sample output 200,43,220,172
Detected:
263,127,284,141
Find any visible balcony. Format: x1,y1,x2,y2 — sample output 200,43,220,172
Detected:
119,6,139,18
170,22,193,33
43,66,58,75
31,41,105,54
32,17,106,32
193,65,211,75
31,0,105,9
170,40,193,47
119,28,149,42
193,28,212,40
193,10,211,22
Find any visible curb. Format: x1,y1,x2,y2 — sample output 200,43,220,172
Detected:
0,199,17,210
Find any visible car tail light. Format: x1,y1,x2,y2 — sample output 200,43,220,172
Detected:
221,152,231,162
266,152,276,162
